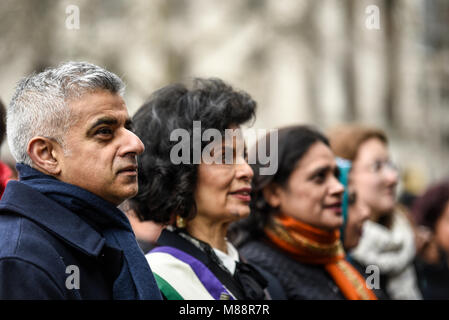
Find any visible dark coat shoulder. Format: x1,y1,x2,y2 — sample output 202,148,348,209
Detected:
0,181,122,300
239,239,345,300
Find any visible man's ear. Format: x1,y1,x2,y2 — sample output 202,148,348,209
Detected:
27,137,63,175
262,183,282,208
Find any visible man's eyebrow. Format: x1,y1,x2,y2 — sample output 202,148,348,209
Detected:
87,117,120,136
88,117,118,131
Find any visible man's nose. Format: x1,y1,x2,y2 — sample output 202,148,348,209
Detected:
122,129,145,156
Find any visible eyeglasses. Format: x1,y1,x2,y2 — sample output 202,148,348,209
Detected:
368,159,399,175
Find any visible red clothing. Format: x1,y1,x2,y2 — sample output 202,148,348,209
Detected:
0,161,12,198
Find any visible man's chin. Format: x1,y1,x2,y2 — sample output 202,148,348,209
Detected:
106,186,138,205
122,187,139,199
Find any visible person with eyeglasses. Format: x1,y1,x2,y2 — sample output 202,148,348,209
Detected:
337,157,389,299
328,125,422,300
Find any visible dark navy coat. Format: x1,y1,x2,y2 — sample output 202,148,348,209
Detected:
0,181,124,299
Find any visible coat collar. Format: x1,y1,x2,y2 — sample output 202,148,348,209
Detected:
0,180,105,257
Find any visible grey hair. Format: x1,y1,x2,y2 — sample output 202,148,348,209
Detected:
7,61,125,166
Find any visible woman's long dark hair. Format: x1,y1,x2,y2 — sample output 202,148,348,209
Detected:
229,125,330,246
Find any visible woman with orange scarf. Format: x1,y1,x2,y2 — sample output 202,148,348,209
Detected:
230,125,378,300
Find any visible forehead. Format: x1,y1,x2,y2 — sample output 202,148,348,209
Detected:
207,125,245,148
224,128,245,145
356,138,389,163
68,90,128,125
295,142,336,173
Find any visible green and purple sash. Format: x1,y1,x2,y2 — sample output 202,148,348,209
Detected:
146,246,236,300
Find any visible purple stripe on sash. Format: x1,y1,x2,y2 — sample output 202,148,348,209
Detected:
150,246,234,300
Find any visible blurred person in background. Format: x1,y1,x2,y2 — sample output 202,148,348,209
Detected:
337,157,389,299
128,78,278,300
411,180,449,299
0,98,12,198
329,124,422,300
336,158,371,252
0,62,161,300
231,125,378,300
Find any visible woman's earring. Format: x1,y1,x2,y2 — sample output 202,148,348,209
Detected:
176,215,187,228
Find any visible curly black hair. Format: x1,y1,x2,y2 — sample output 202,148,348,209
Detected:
129,78,257,224
229,125,330,245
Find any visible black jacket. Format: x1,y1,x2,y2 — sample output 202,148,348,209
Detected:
0,181,123,299
239,238,347,300
414,252,449,300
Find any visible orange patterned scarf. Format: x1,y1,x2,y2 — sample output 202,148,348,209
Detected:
265,214,377,300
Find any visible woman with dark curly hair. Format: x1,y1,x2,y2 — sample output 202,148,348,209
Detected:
411,180,449,299
230,125,378,300
127,78,277,300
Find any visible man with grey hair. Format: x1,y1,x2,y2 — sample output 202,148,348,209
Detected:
0,61,162,300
